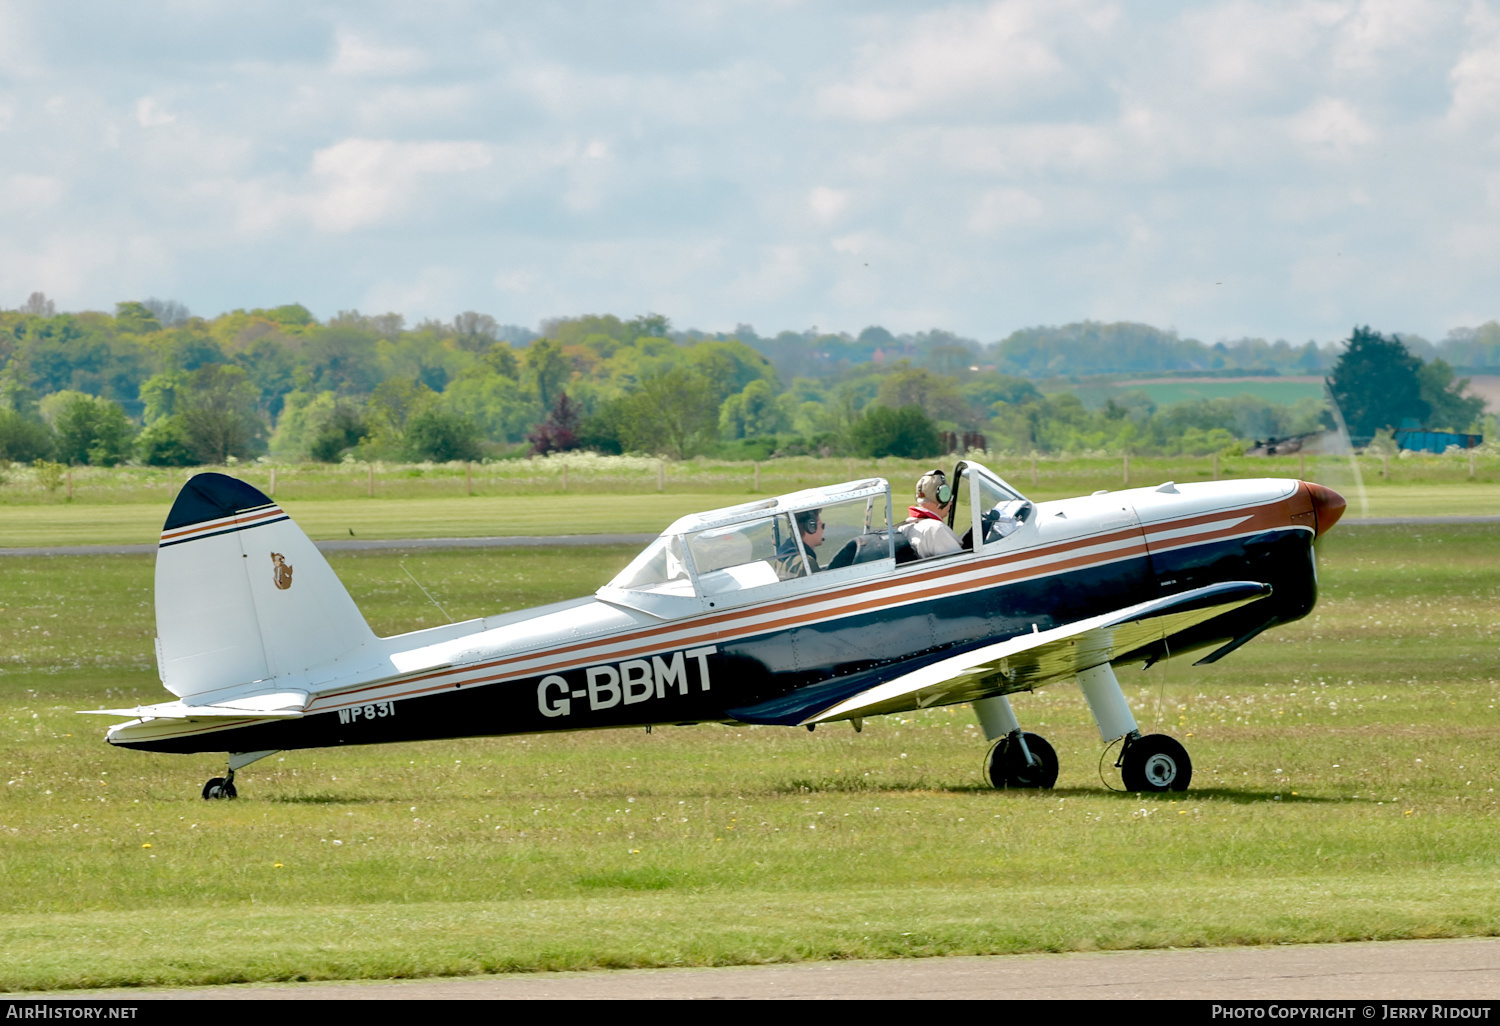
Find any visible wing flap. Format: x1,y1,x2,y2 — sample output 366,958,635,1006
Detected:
803,581,1270,725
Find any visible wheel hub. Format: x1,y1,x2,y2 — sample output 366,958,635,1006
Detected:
1143,753,1178,786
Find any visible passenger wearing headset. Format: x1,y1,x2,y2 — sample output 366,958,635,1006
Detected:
899,469,964,559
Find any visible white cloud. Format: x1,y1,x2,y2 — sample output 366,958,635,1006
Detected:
509,58,782,127
808,186,850,224
1447,7,1500,131
1289,96,1376,154
0,4,43,80
1176,1,1342,100
829,231,884,257
1329,0,1447,73
557,138,619,214
864,123,1127,183
0,174,63,215
306,138,493,232
134,97,176,128
818,0,1109,122
970,187,1045,235
331,32,427,76
354,85,476,128
494,269,539,294
729,244,813,305
361,265,464,317
221,138,497,235
0,229,164,308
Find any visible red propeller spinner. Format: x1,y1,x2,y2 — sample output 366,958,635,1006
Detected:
1302,481,1347,537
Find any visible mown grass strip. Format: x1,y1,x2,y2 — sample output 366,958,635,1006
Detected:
1,483,1495,549
0,876,1493,993
2,449,1496,506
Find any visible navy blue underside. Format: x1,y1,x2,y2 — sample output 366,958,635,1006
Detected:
724,578,1271,725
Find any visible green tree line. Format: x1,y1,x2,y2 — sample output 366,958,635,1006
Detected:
0,294,1491,467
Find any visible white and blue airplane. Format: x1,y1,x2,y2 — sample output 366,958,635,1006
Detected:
85,461,1346,799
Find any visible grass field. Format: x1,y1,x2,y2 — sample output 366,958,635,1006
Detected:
1067,378,1328,409
0,452,1494,548
0,523,1494,991
1,451,1495,506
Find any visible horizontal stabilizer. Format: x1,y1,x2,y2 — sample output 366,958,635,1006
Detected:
803,580,1270,725
79,690,308,721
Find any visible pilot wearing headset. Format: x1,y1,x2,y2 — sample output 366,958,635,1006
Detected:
774,507,826,579
900,469,964,559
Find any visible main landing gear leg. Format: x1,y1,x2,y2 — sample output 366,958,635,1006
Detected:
1076,663,1192,792
201,750,280,801
974,694,1058,789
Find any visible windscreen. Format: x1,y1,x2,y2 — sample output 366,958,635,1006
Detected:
951,468,973,543
977,473,1030,546
608,534,694,595
687,514,795,596
688,515,789,574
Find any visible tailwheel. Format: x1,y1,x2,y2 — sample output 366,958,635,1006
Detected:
1120,734,1192,792
986,732,1058,789
201,773,237,800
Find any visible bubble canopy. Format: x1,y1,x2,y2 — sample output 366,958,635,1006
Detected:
602,478,894,601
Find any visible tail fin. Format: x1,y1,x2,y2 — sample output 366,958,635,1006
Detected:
155,473,376,698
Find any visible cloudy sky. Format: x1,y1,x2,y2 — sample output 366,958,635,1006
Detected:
1,1,1496,343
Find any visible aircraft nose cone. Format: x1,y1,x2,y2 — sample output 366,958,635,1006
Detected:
1303,482,1347,536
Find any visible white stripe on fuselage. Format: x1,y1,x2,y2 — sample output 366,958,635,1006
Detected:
1143,515,1252,545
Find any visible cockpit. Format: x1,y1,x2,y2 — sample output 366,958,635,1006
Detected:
946,459,1034,549
596,461,1032,618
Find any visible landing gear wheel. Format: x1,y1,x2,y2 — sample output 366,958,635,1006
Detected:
201,777,237,800
986,732,1059,789
1120,734,1192,792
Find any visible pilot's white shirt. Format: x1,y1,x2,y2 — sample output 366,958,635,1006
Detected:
902,516,963,559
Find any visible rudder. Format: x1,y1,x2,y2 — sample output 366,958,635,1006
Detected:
155,473,376,698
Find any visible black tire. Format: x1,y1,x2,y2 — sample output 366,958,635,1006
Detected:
1120,734,1192,792
986,732,1059,789
202,777,237,800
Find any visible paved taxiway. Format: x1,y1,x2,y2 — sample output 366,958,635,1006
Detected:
40,938,1499,1001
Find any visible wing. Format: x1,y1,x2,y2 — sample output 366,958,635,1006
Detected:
801,580,1270,725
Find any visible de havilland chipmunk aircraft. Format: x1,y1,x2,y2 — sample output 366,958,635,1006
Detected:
85,461,1345,799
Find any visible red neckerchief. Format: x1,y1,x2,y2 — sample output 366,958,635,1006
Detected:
907,505,944,522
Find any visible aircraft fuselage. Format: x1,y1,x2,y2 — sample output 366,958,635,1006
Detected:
109,477,1335,756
